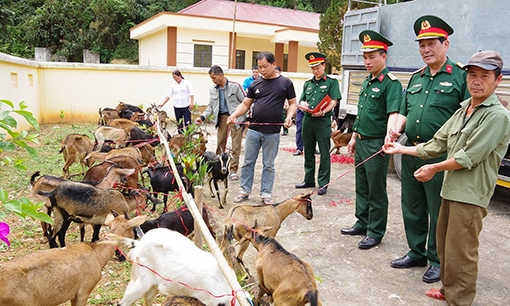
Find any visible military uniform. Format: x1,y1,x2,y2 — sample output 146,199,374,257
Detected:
341,30,403,248
398,16,469,272
300,72,341,188
352,67,402,240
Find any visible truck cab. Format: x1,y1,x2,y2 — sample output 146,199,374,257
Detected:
338,0,510,187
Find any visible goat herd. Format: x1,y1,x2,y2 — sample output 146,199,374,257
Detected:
0,101,326,306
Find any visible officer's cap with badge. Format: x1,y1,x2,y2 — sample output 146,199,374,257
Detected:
414,15,454,41
305,52,326,67
358,30,393,52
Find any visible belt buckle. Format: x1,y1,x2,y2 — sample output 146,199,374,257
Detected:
412,141,419,146
357,134,361,139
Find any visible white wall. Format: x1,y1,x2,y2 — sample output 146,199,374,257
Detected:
139,30,168,67
1,53,316,126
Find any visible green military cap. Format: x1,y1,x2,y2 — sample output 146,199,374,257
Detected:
359,30,393,52
414,15,454,41
305,52,326,67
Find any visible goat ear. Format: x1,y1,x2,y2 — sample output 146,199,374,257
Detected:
105,213,115,225
128,215,147,227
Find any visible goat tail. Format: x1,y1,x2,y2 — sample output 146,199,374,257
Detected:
225,224,234,242
305,290,320,306
36,190,51,198
30,171,41,186
58,145,65,154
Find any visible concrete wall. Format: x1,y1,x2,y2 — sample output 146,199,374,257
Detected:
139,30,168,67
1,52,319,127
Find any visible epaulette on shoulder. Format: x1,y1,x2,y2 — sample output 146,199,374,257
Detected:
412,66,426,75
387,72,398,81
456,62,465,69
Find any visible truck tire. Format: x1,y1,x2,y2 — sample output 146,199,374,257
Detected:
393,133,408,179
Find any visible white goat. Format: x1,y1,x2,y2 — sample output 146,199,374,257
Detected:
0,212,146,306
111,228,238,306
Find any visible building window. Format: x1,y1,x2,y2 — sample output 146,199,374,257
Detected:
251,51,261,67
236,50,245,69
283,54,288,72
194,44,212,68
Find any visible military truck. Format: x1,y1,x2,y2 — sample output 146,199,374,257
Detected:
338,0,510,187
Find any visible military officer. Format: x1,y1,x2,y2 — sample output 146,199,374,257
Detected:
388,15,470,283
342,30,402,249
295,52,341,195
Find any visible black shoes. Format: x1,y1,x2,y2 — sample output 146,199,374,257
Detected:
340,226,367,236
293,150,303,156
422,266,440,283
282,131,288,136
358,236,381,249
295,182,315,189
390,255,427,269
317,186,327,195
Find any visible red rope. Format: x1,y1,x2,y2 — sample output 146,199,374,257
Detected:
309,147,385,196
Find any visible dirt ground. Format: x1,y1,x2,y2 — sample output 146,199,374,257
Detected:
202,123,510,306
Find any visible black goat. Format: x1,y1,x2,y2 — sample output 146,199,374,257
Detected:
130,126,159,147
143,163,190,212
203,151,231,209
137,205,216,239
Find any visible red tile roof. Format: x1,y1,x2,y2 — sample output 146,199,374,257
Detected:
179,0,320,30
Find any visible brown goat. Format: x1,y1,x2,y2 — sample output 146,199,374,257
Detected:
147,104,169,130
83,156,142,189
168,131,207,156
94,126,128,150
110,118,140,134
330,130,353,155
223,193,313,272
85,147,143,166
98,107,119,125
239,222,321,306
0,212,146,306
60,133,95,178
135,142,156,165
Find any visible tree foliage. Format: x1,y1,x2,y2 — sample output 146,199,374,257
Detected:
0,0,199,63
0,99,51,247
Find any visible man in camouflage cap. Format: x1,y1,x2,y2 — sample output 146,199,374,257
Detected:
388,15,470,283
341,30,402,249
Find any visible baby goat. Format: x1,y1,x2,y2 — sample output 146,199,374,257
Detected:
239,222,321,306
0,211,146,306
112,228,238,306
203,151,231,209
223,193,313,272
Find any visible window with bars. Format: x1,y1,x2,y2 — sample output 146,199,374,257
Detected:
236,50,245,69
251,51,261,68
194,44,212,68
